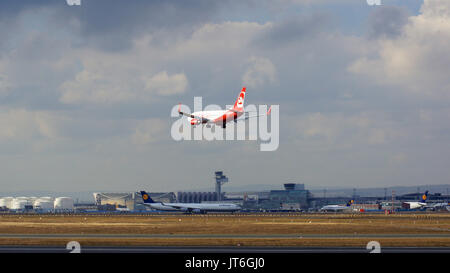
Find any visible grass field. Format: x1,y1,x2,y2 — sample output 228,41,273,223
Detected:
0,213,449,247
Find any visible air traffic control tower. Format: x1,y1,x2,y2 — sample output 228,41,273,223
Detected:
215,171,229,201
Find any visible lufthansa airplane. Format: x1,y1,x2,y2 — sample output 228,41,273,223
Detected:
140,191,241,214
402,191,429,209
320,200,354,212
178,86,271,128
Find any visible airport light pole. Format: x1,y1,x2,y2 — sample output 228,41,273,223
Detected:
392,190,395,212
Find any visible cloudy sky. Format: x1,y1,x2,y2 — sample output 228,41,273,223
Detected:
0,0,449,192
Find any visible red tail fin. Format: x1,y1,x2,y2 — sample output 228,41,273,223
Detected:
233,87,246,112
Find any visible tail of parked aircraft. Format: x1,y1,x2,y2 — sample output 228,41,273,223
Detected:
346,200,354,206
140,191,155,204
232,87,246,112
421,191,429,202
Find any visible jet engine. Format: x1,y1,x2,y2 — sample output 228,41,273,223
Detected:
190,118,201,125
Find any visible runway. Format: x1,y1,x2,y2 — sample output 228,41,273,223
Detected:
0,246,450,253
1,214,448,252
0,233,449,239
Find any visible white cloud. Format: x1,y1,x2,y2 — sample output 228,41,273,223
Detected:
0,63,12,95
242,56,277,88
143,71,188,96
131,118,167,145
419,109,433,122
60,68,137,104
0,109,60,141
58,41,189,105
181,22,272,54
388,153,408,166
60,65,188,104
349,0,450,100
3,20,273,106
292,112,402,147
57,22,273,105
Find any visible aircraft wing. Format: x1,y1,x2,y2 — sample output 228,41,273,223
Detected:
428,203,449,208
235,106,272,122
228,108,244,114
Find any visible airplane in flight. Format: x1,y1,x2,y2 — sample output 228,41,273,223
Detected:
140,191,241,214
402,191,429,210
178,86,271,128
320,200,354,212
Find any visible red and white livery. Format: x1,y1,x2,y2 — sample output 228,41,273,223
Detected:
178,87,271,128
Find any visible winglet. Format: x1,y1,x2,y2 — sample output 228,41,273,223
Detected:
178,103,182,116
267,106,272,116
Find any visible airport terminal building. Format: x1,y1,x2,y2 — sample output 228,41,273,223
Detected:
90,183,311,211
236,183,311,210
264,183,310,210
87,183,448,212
93,192,176,211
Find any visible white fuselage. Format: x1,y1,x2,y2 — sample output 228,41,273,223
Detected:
190,110,228,121
320,205,351,212
146,203,180,211
145,202,241,213
403,202,426,209
187,109,243,126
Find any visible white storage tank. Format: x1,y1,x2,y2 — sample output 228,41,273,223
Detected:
10,199,30,210
34,199,54,211
0,197,14,209
54,197,74,210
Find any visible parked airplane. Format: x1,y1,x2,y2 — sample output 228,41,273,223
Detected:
402,191,429,210
320,200,354,212
178,86,271,128
140,191,241,214
426,202,450,211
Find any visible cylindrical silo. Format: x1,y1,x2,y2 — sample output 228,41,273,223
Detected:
54,197,74,211
10,199,29,211
0,197,14,209
34,199,54,212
